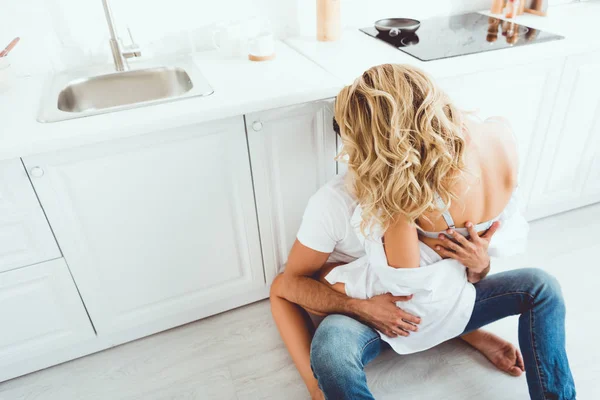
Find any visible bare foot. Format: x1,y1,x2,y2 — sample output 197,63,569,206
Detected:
462,330,525,377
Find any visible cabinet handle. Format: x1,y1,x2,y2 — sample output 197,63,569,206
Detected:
30,166,44,178
252,121,263,132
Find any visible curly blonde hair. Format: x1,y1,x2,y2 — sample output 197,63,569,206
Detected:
334,64,466,232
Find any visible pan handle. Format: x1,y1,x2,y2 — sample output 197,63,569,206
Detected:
389,28,400,37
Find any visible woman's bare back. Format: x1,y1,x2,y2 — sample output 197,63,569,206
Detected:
418,116,519,253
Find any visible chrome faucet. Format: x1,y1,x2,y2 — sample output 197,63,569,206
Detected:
101,0,141,71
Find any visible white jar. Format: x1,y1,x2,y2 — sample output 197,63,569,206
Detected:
0,57,15,93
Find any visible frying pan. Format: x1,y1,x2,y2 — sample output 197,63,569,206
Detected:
374,18,421,37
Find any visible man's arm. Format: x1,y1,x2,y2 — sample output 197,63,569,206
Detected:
277,240,420,334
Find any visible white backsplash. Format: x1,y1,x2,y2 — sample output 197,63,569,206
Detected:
0,0,575,77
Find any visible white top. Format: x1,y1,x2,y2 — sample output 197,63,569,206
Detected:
297,174,364,264
325,189,529,354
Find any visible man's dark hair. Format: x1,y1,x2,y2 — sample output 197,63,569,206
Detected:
333,117,340,135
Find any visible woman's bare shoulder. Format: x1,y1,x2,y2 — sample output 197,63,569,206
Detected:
383,218,420,269
483,116,519,186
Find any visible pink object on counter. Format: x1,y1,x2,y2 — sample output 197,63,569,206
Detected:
0,37,20,58
506,0,516,18
491,0,504,14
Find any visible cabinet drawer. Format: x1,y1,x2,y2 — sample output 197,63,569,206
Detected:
0,159,60,273
0,258,96,382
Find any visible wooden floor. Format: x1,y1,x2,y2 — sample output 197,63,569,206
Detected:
2,204,600,400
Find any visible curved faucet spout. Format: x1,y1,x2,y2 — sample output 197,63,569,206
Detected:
102,0,141,71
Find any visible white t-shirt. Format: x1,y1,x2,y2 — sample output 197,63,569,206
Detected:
296,174,364,263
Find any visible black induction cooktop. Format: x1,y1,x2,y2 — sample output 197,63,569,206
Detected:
360,13,564,62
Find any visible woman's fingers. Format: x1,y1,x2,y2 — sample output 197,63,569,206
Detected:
516,348,525,371
508,366,523,377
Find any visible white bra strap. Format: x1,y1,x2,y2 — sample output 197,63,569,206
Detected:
434,192,455,229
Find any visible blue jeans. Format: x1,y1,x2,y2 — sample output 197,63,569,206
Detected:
310,268,576,400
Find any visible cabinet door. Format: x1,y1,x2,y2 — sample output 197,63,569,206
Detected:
438,60,564,218
0,159,60,273
23,118,265,336
247,101,337,283
0,258,95,382
528,52,600,219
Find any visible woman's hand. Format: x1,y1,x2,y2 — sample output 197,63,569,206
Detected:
435,221,501,283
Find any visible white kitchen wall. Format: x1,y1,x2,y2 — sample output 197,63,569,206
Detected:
0,0,574,77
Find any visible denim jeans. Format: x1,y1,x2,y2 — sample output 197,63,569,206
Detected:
310,268,576,400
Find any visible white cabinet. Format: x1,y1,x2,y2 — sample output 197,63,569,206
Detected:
528,52,600,219
23,118,265,337
0,159,60,273
247,101,338,283
438,60,564,218
0,258,95,382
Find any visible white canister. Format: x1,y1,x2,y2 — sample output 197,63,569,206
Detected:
212,23,245,58
0,57,15,92
248,33,275,61
211,18,264,58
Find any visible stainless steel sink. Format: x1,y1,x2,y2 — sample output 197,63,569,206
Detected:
57,67,193,113
38,58,214,123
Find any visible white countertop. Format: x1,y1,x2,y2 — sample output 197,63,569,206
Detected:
0,42,343,161
1,2,597,162
286,2,599,84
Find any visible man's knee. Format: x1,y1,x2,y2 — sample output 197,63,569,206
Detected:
310,315,366,375
521,268,565,310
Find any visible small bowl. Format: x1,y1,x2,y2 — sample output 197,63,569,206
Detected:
374,18,421,37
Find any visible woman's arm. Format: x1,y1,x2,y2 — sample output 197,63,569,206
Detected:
269,242,336,398
383,218,421,269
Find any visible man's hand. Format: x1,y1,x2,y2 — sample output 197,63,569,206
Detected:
435,221,501,283
353,293,421,337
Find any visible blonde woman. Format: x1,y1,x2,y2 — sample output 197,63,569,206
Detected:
323,63,531,354
270,64,575,400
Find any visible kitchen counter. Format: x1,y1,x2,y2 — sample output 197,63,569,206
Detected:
1,1,596,162
0,42,343,161
286,2,599,84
